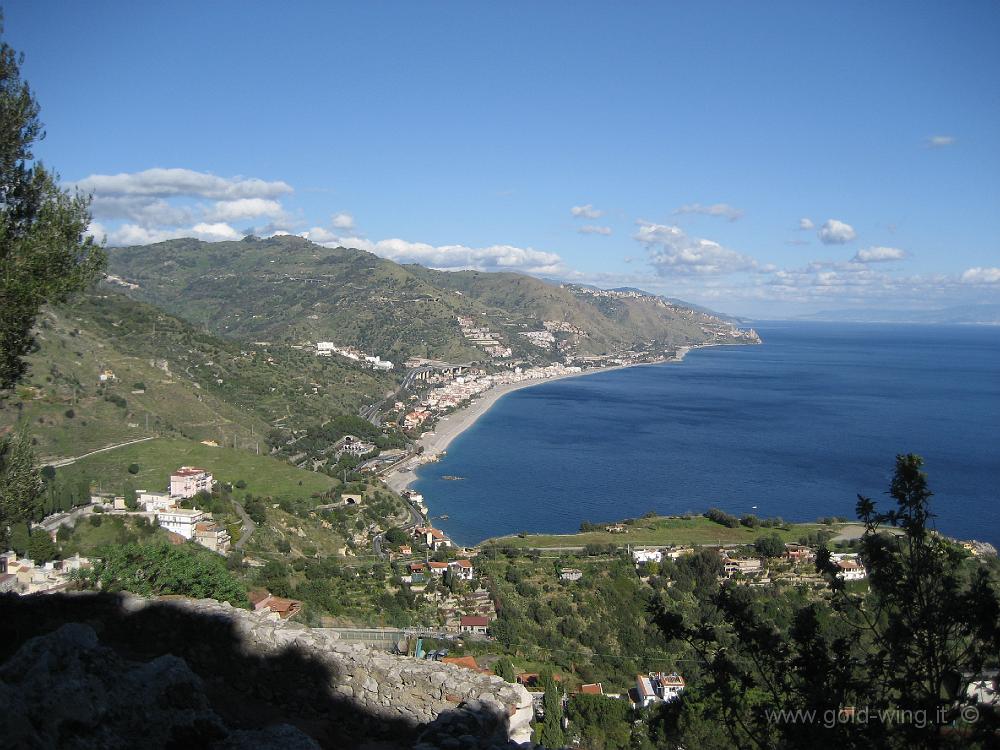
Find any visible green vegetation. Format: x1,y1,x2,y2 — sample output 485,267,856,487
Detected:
657,456,1000,749
0,23,104,393
79,541,248,607
474,550,678,691
486,515,830,549
56,437,333,501
105,235,755,365
0,424,43,544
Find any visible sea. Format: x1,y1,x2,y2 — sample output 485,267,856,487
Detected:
412,322,1000,547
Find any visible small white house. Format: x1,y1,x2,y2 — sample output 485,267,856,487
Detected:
449,559,474,580
138,491,174,512
632,548,663,565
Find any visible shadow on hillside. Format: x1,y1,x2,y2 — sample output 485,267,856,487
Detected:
0,592,513,749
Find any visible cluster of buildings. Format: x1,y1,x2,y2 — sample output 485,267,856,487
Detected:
401,364,582,432
0,552,91,595
413,525,454,552
333,435,376,460
629,543,866,585
314,341,394,370
125,467,231,554
456,316,511,358
402,556,473,586
518,330,556,348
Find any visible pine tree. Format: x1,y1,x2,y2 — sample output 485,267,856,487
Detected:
0,423,43,543
0,16,105,393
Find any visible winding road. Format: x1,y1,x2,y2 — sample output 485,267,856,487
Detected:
231,499,256,551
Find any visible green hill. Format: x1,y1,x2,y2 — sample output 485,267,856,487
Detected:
0,290,395,463
105,235,757,363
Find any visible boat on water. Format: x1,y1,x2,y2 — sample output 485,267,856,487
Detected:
441,475,465,481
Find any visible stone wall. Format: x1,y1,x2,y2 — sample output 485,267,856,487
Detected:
0,592,534,749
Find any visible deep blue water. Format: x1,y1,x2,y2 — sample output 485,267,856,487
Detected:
413,323,1000,547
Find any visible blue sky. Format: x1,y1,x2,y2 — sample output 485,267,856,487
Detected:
7,1,999,316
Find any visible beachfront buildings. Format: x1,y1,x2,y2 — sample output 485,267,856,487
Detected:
414,526,453,551
169,467,214,499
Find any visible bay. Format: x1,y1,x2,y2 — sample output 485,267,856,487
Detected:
413,322,1000,547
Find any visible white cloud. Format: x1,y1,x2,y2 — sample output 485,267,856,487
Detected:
571,204,602,219
73,168,293,200
961,267,1000,284
94,221,243,246
190,222,243,241
331,212,356,230
799,217,814,230
206,198,284,222
673,202,744,222
817,219,856,245
925,135,956,148
852,246,907,263
578,225,612,236
303,231,564,274
90,195,191,226
633,220,758,275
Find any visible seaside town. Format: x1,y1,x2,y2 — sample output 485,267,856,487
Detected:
3,311,998,747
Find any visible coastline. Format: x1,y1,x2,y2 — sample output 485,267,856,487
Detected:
384,344,716,497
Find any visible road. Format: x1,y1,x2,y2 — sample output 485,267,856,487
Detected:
40,436,158,468
231,499,256,551
35,504,95,532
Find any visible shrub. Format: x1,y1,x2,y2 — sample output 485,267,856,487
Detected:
127,463,140,475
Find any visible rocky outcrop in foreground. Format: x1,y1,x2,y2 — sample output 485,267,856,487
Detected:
0,592,534,749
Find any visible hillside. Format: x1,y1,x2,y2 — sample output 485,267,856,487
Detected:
0,290,396,462
106,235,757,364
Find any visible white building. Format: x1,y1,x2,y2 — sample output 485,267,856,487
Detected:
636,672,685,707
157,508,205,539
449,559,474,580
835,557,867,581
632,548,663,565
364,355,394,371
170,467,213,499
138,490,174,512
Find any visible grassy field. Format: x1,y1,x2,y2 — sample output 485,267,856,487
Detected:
55,437,335,501
483,515,839,549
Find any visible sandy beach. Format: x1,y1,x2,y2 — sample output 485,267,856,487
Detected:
384,346,699,495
